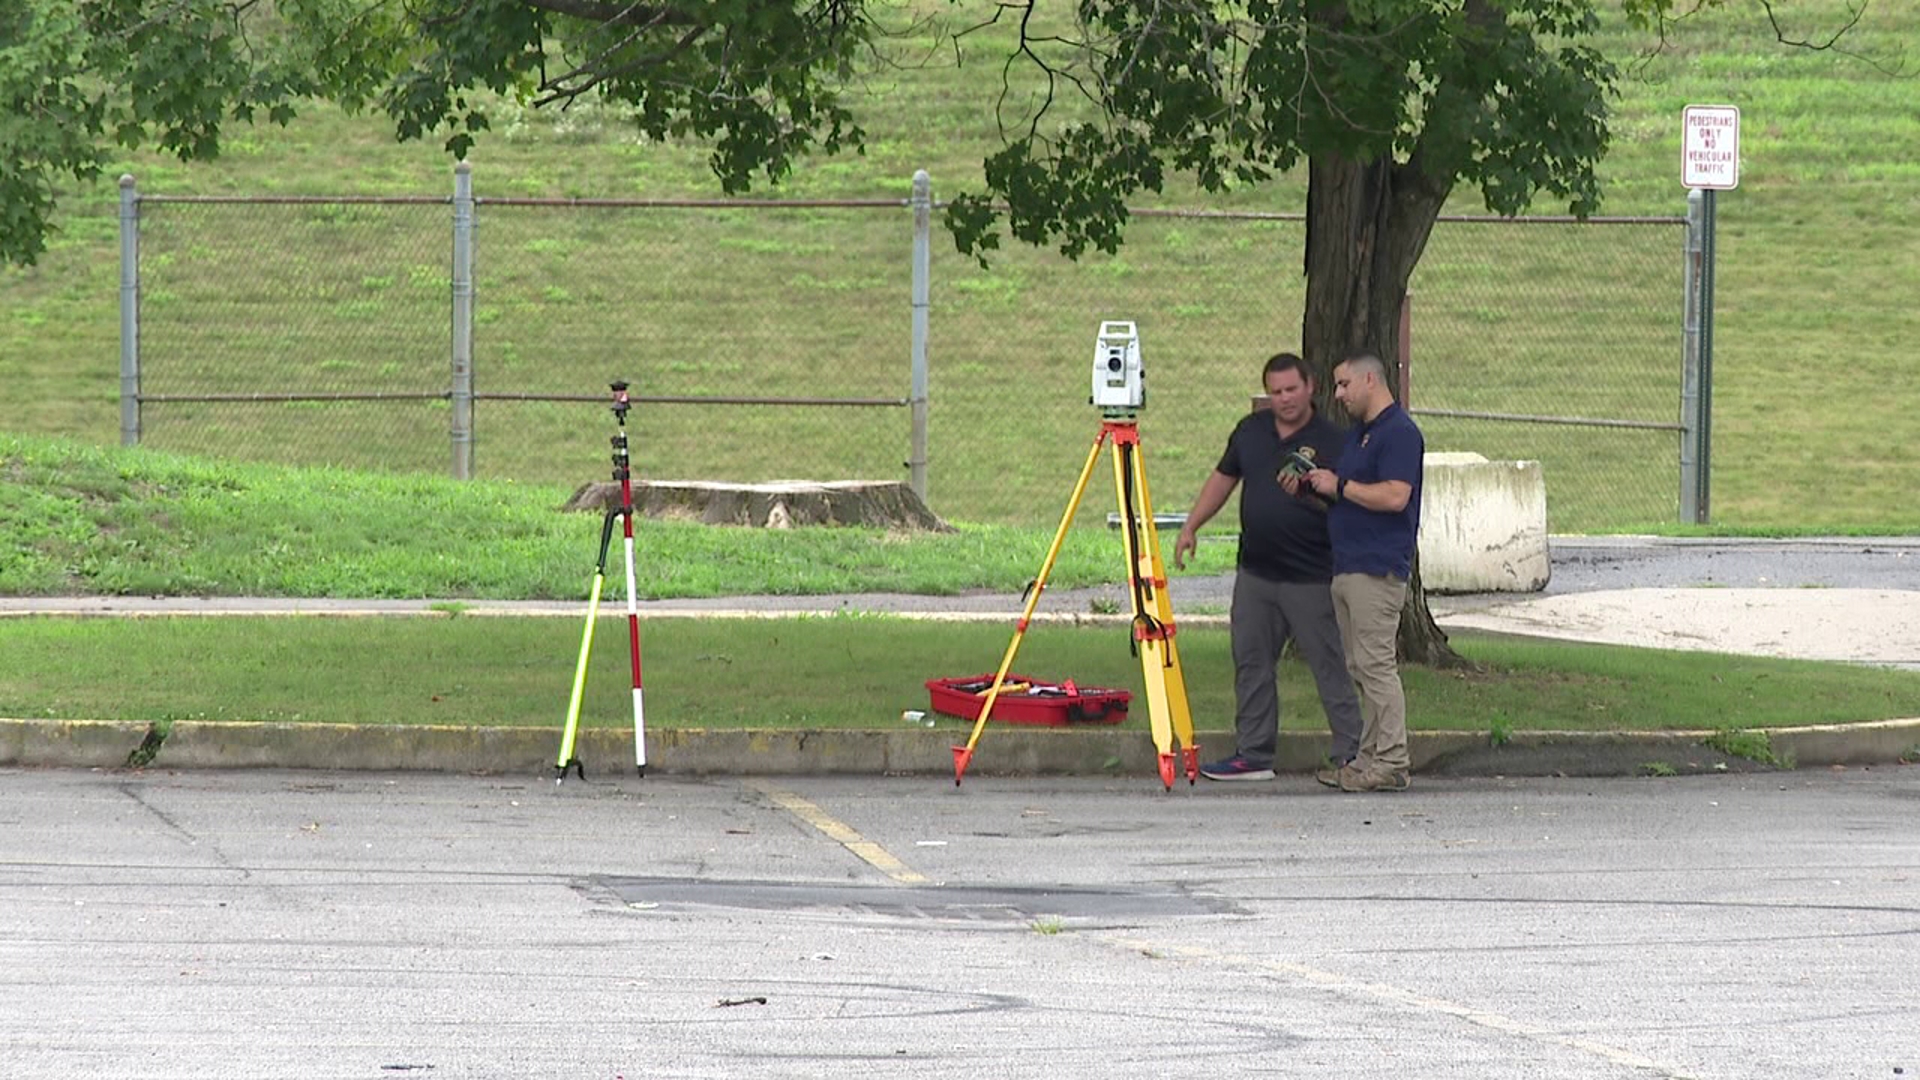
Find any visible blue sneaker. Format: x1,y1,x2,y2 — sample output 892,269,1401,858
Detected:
1200,755,1275,781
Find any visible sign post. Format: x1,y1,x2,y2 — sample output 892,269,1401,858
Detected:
1680,105,1738,524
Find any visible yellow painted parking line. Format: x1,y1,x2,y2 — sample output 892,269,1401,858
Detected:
746,780,928,885
1098,934,1695,1079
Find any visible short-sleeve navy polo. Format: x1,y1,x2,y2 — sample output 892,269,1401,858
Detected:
1327,403,1424,579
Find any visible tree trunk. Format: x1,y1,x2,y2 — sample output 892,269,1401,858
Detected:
1301,150,1470,669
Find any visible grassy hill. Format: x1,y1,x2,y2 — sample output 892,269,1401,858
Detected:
1,0,1914,532
0,431,1224,597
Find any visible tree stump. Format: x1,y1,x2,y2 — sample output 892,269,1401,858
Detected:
561,479,953,532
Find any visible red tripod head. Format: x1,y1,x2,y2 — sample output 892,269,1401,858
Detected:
609,380,631,425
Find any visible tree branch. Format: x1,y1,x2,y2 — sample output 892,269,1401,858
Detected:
1757,0,1906,75
989,1,1097,147
1633,0,1904,77
533,9,696,106
1000,1,1057,145
519,0,699,28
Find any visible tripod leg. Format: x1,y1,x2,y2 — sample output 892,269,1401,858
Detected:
1128,439,1200,785
1111,434,1177,789
557,570,604,783
556,509,619,783
953,427,1111,786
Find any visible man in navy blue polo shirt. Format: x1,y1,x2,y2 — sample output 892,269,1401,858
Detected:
1172,352,1363,782
1299,353,1424,793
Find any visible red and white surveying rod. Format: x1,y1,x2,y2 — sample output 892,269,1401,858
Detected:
553,382,650,783
609,380,649,777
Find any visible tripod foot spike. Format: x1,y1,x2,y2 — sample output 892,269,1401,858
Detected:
555,758,585,785
1157,752,1176,791
951,745,973,787
636,765,647,778
1184,746,1200,785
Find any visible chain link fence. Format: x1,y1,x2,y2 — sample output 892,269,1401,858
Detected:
137,198,451,472
1407,217,1686,530
925,211,1684,531
124,173,1685,531
465,199,912,487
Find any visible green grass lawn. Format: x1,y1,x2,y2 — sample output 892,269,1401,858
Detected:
5,435,1917,737
0,433,1235,597
0,1,1915,533
4,616,1916,734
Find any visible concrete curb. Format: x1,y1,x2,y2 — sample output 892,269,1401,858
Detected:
5,717,1916,778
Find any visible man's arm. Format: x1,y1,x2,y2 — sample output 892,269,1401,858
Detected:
1173,470,1238,570
1305,424,1418,511
1338,477,1413,512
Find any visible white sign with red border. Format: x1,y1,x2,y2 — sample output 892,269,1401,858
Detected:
1682,105,1741,190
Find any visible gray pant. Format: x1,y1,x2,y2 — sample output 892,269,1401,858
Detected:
1227,570,1364,767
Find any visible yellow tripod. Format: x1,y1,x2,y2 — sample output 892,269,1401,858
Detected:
951,418,1199,790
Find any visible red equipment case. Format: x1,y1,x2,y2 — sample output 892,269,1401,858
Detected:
924,674,1131,726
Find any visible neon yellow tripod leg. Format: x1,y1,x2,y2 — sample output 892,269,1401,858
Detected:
952,427,1111,785
555,570,605,782
1110,434,1173,787
1128,437,1198,785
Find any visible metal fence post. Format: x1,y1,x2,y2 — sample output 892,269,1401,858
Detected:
1681,190,1705,523
451,161,476,480
1396,291,1413,404
908,169,932,502
119,175,141,448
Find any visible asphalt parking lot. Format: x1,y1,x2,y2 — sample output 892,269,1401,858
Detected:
3,766,1915,1079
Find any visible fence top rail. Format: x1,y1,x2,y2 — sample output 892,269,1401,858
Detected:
130,189,1683,225
473,196,910,209
480,392,908,407
1429,212,1688,226
1412,407,1685,432
1113,207,1685,226
138,194,452,206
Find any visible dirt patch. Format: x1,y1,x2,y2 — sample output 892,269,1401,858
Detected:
562,479,952,532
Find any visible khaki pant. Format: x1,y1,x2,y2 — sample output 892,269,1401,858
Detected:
1331,573,1410,774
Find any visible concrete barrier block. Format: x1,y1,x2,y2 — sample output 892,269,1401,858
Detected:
1418,452,1550,594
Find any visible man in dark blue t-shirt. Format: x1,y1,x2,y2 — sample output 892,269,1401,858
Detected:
1297,353,1425,793
1173,353,1363,781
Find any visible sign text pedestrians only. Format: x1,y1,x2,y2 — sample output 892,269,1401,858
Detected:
1683,105,1741,190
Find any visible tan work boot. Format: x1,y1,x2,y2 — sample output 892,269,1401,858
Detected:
1338,766,1410,793
1313,759,1352,788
